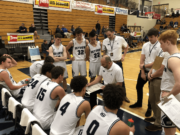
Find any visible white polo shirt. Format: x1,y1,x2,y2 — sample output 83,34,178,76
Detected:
99,62,123,85
141,41,161,71
102,36,128,61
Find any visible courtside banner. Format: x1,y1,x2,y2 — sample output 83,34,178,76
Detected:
116,7,128,15
7,33,34,44
94,4,115,16
34,0,71,11
72,1,95,11
3,0,33,4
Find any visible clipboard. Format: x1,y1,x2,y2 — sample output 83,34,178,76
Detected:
152,56,164,70
157,94,180,131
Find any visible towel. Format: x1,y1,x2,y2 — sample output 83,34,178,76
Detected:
8,97,21,119
32,124,47,135
1,88,12,107
20,108,40,134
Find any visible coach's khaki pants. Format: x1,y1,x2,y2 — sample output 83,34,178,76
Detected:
149,78,161,126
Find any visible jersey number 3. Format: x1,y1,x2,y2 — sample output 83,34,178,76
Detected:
60,102,70,116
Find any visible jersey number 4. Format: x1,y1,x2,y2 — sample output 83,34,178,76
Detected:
60,102,70,116
36,88,47,101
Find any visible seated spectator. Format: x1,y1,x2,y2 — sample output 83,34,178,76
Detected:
163,25,168,29
161,19,166,25
156,19,161,24
56,25,64,38
121,24,130,33
29,23,38,39
19,23,27,33
82,84,135,135
50,76,91,135
174,20,178,28
48,38,54,48
33,66,66,130
62,25,71,38
170,20,174,28
41,40,49,57
71,25,75,37
159,25,164,31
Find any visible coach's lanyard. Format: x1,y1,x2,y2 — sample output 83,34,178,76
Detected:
158,49,163,56
109,37,115,52
149,41,158,57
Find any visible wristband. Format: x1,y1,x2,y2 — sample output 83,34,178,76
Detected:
143,65,145,70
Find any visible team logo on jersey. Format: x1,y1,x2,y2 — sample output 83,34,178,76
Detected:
100,112,106,117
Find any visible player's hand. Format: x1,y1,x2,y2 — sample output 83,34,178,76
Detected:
46,50,49,52
101,86,105,89
139,64,144,69
130,125,135,133
141,72,146,81
161,91,170,98
70,57,75,61
23,83,28,87
148,73,152,81
87,83,91,87
3,54,10,57
121,56,125,62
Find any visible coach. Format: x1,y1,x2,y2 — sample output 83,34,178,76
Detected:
102,28,130,103
88,55,124,109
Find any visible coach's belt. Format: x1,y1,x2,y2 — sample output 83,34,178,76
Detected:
153,78,162,80
113,60,121,63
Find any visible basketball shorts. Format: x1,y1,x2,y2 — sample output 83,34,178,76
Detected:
89,62,101,78
73,126,83,135
72,60,86,77
160,92,180,128
54,61,68,79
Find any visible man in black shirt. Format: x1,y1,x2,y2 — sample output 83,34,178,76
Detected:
48,38,54,48
56,25,64,38
19,23,27,33
29,24,38,39
41,40,49,57
95,21,101,36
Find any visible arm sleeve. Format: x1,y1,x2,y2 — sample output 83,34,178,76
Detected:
141,44,146,54
121,38,128,48
99,66,103,76
115,68,124,82
102,40,106,51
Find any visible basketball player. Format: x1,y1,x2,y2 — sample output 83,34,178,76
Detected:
21,63,55,112
85,31,101,82
82,84,135,135
66,28,89,77
29,56,54,77
33,66,66,130
159,30,180,135
49,33,68,90
50,76,91,135
0,55,27,98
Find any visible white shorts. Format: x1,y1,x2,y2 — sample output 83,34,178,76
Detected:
89,62,101,78
73,126,83,135
72,61,86,77
54,61,68,79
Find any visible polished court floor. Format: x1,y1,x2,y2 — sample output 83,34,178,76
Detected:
1,45,180,135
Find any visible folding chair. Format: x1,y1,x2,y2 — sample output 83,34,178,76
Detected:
29,122,47,135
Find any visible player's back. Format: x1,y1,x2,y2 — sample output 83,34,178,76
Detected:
33,80,59,130
50,93,85,135
82,105,120,135
21,74,49,112
29,60,44,77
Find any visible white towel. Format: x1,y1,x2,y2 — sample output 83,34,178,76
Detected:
20,108,40,135
1,88,12,107
8,97,21,119
32,124,47,135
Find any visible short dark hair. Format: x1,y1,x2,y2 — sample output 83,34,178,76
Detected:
106,28,114,33
75,28,83,34
70,76,87,92
41,63,55,75
55,33,62,38
0,56,11,64
89,31,96,38
103,84,125,110
44,40,47,43
44,56,54,64
147,28,159,37
51,66,64,79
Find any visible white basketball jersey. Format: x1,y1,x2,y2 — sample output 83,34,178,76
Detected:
21,74,49,112
161,53,180,92
50,93,85,135
88,41,101,63
30,60,44,74
73,38,86,60
82,106,120,135
0,69,20,97
33,80,59,130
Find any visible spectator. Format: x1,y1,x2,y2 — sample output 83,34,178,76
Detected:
156,19,161,24
170,20,174,28
121,24,130,33
91,27,96,33
48,38,54,48
56,25,64,37
19,23,27,33
71,25,75,37
41,40,49,57
163,25,168,29
95,20,101,35
159,25,163,31
174,20,178,28
96,34,99,41
102,26,106,38
62,25,71,38
161,19,166,25
172,11,175,18
176,10,179,17
106,26,109,29
29,24,38,39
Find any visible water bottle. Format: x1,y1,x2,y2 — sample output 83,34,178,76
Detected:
127,118,134,127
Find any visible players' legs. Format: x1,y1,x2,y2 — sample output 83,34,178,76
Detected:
164,128,176,135
72,61,80,77
79,61,87,77
63,78,67,91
